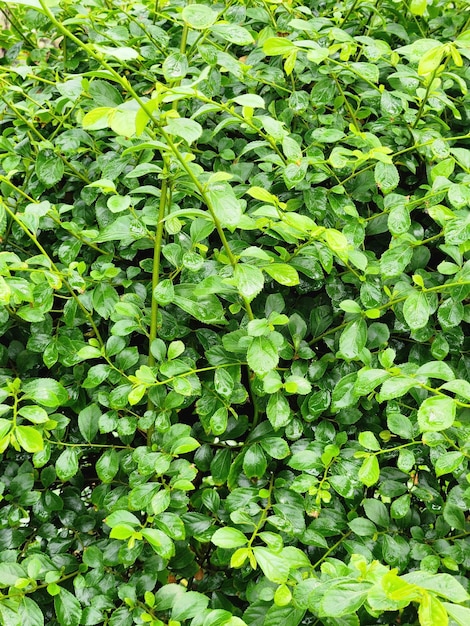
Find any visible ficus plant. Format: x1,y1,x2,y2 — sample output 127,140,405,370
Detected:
0,0,469,624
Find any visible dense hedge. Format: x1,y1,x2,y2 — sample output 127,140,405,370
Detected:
0,0,469,624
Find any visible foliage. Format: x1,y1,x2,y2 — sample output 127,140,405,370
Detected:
0,0,469,624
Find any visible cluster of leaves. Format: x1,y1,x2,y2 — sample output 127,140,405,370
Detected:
0,0,469,624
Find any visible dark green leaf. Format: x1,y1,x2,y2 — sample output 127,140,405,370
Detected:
54,588,82,626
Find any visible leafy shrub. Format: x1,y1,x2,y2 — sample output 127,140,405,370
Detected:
0,0,469,624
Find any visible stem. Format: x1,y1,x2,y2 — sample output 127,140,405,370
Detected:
148,175,169,372
341,0,361,26
311,531,352,570
333,75,361,133
412,63,445,128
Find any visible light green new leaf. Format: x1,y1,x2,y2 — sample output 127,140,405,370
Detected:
417,395,456,432
82,106,113,130
263,263,299,286
418,44,445,75
212,527,248,549
418,592,448,626
96,46,139,61
15,425,44,453
263,37,296,56
358,431,381,451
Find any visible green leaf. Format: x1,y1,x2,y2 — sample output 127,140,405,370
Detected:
390,493,411,519
89,79,123,106
18,597,44,626
182,4,219,29
416,361,455,381
417,395,456,432
164,117,203,144
403,291,431,330
96,449,119,482
435,451,464,477
35,150,64,187
320,583,370,617
403,572,469,603
78,403,100,442
54,587,82,626
0,562,26,586
443,603,470,626
443,501,466,530
266,391,291,430
171,591,210,621
173,293,226,324
348,517,377,536
243,443,267,478
207,182,242,228
355,369,390,396
440,379,470,400
162,52,188,81
92,283,119,319
105,510,141,528
55,448,79,481
263,264,299,286
141,528,175,560
363,498,390,527
247,335,279,375
260,437,290,459
171,436,200,455
378,376,416,401
232,94,265,108
233,264,265,301
339,318,367,360
211,24,254,45
358,431,381,451
107,194,131,213
380,244,413,278
22,378,68,408
358,455,380,487
252,547,290,583
375,162,399,193
212,527,248,549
